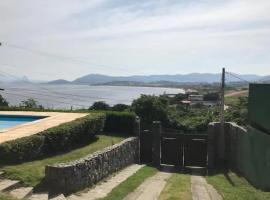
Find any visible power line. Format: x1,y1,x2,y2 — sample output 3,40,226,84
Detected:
1,42,138,73
225,71,251,84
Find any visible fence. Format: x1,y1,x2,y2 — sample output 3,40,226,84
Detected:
208,122,270,191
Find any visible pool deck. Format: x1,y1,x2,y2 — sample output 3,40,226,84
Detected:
0,111,87,144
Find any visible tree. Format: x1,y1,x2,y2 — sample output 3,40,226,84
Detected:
0,94,9,107
90,101,110,111
132,95,169,128
20,98,43,109
112,104,130,111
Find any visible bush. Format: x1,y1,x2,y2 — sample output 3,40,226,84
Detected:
112,104,130,111
0,95,9,107
132,95,169,129
90,101,110,111
103,111,137,135
0,113,105,164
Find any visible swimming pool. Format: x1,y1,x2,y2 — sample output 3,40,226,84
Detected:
0,115,47,131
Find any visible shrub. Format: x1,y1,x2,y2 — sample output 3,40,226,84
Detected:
0,95,9,107
90,101,110,111
103,111,137,135
112,104,130,111
0,113,105,164
132,95,169,129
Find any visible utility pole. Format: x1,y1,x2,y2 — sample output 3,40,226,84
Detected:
219,68,225,161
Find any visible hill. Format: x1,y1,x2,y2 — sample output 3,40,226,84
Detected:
71,73,262,85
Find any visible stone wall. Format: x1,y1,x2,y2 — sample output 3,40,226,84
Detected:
45,137,139,194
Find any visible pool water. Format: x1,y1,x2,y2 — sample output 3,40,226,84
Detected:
0,115,46,131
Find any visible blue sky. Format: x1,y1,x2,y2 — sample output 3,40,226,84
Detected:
0,0,270,80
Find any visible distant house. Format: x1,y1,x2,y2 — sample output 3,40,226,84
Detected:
188,95,204,101
181,94,218,107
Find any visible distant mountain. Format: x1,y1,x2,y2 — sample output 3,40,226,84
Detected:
47,79,71,84
71,73,263,85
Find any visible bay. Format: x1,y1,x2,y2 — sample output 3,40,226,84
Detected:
0,83,184,109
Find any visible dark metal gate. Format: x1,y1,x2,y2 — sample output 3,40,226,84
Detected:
160,131,208,167
184,136,207,167
139,124,208,168
161,136,183,166
140,130,153,163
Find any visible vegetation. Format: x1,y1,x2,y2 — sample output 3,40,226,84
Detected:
159,173,192,200
206,172,270,200
104,111,137,135
225,96,248,126
111,104,130,111
90,101,110,111
132,95,169,129
0,113,105,164
0,95,9,107
0,134,126,187
131,94,219,132
19,98,43,109
167,104,218,132
101,166,158,200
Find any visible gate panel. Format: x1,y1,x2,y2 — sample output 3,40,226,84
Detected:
184,138,207,167
161,137,183,166
140,130,153,163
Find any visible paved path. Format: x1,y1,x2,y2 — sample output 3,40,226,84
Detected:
68,164,144,200
0,111,87,143
123,171,172,200
191,175,222,200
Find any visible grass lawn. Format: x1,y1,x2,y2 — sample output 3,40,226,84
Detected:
159,173,192,200
101,166,158,200
0,134,126,187
206,172,270,200
0,193,17,200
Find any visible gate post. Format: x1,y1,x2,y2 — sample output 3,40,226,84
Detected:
152,121,161,167
135,116,141,164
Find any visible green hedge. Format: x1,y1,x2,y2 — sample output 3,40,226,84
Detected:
0,113,105,164
104,111,137,135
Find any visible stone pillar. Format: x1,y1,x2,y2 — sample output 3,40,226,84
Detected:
152,121,161,167
134,116,141,164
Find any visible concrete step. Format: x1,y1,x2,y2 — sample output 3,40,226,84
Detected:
0,171,5,179
9,186,33,199
28,192,49,200
0,179,20,192
50,194,67,200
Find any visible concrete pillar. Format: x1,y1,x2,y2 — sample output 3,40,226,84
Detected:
152,121,161,167
207,123,216,169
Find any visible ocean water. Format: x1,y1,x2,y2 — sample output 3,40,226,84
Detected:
0,83,184,109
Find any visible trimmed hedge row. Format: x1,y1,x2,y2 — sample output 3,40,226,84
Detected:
104,111,137,135
0,113,105,164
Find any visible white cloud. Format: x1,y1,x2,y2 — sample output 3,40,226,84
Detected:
0,0,270,80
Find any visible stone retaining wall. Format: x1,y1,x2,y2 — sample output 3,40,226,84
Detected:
45,137,139,194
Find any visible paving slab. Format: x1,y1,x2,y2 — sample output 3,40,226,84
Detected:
28,192,49,200
0,179,20,192
9,186,33,199
50,194,67,200
123,171,172,200
191,175,222,200
68,164,144,200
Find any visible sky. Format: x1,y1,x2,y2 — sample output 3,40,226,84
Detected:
0,0,270,81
